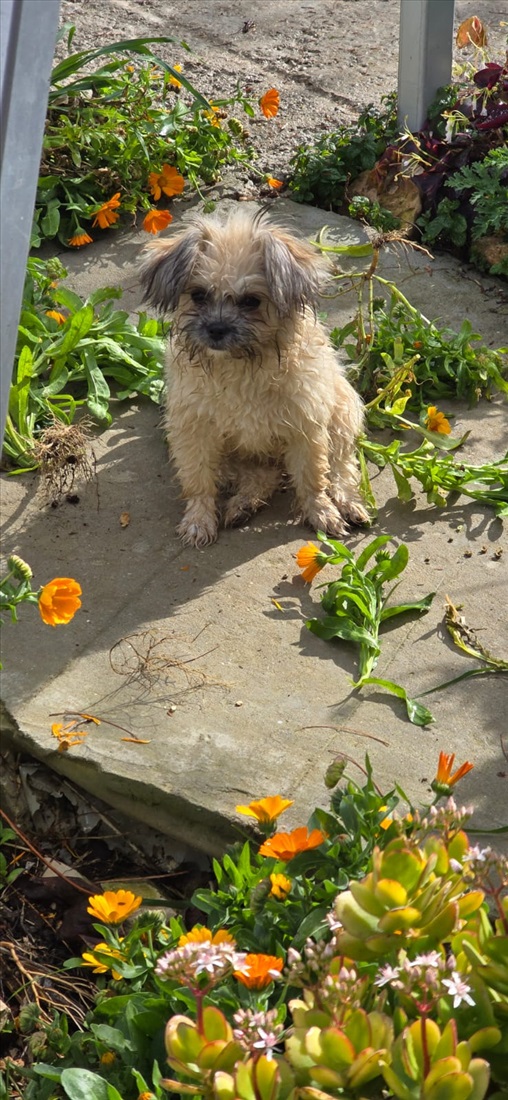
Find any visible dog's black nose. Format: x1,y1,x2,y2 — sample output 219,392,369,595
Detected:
207,322,230,341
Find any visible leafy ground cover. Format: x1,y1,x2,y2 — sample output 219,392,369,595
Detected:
1,752,507,1100
290,21,508,277
33,26,280,250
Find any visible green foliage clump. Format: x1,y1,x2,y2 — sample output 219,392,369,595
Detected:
289,93,398,210
33,26,258,247
3,257,166,471
8,757,507,1100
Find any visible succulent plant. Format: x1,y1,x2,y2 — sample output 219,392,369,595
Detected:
285,999,393,1093
332,835,484,961
382,1017,491,1100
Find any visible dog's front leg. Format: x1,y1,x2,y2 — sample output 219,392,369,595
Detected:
284,433,349,538
168,419,221,547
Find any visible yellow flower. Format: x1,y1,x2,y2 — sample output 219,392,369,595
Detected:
259,826,327,861
91,192,121,229
269,872,291,899
68,231,93,247
81,941,125,979
87,889,142,924
432,751,474,795
45,309,66,324
425,405,451,434
38,578,82,626
266,177,284,189
143,208,173,234
148,164,185,201
295,542,328,583
204,105,221,127
234,953,283,989
100,1051,116,1065
178,925,236,947
378,805,413,831
260,88,280,118
236,795,294,824
168,63,183,87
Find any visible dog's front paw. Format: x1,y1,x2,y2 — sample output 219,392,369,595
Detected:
341,500,370,527
177,498,218,548
301,499,349,539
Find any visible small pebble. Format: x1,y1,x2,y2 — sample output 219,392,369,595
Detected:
235,700,243,707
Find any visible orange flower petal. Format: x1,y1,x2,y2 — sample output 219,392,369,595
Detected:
234,953,283,989
68,231,93,247
260,88,280,118
87,889,142,924
38,578,82,626
259,826,327,861
236,795,294,823
143,209,173,234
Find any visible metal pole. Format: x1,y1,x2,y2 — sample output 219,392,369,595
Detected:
398,0,455,132
0,0,61,449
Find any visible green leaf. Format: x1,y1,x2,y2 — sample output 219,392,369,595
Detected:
82,349,111,421
307,616,379,649
54,304,94,356
380,593,435,621
60,1068,113,1100
356,534,392,571
40,202,61,238
360,677,434,726
53,287,86,312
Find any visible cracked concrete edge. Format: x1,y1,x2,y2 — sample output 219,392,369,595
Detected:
0,702,244,857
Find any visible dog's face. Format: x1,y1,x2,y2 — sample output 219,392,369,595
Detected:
140,210,328,360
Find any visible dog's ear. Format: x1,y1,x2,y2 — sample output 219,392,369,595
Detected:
262,228,325,316
140,226,203,313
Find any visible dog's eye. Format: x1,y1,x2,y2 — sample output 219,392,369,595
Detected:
238,295,261,310
190,287,208,305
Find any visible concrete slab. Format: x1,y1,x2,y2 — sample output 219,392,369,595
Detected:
1,197,507,854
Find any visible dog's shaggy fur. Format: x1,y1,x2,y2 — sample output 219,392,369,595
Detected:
141,208,368,547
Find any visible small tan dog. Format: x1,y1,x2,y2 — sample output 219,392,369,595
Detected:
141,208,368,547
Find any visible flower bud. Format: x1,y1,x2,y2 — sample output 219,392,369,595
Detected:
8,554,33,581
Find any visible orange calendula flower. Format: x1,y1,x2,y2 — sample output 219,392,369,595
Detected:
295,542,328,583
269,872,292,899
148,164,185,201
143,208,173,234
38,578,82,626
168,63,183,87
234,953,283,989
236,795,294,824
81,941,125,979
178,925,236,947
260,88,280,118
432,751,474,795
266,177,284,189
87,889,142,924
91,192,121,229
259,826,327,861
45,309,66,324
425,406,451,435
68,230,93,247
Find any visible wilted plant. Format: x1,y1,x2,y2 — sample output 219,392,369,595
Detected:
3,256,166,470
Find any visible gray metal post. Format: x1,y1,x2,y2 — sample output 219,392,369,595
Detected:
398,0,455,132
0,0,61,449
